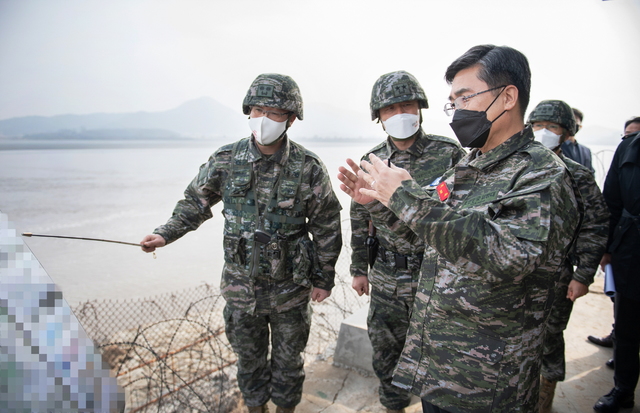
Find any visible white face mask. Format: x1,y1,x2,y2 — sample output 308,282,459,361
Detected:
533,127,562,149
248,116,288,146
382,113,420,140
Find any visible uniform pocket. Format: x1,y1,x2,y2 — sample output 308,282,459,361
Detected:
422,329,506,409
223,234,246,266
265,234,288,280
291,239,314,288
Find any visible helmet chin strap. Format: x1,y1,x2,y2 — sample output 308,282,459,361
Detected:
280,114,296,140
277,122,289,141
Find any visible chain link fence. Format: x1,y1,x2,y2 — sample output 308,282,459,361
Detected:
73,226,366,412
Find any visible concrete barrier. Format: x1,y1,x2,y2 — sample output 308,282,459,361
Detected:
333,303,374,374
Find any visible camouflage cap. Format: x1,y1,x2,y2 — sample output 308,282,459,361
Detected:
242,73,304,120
527,100,577,135
370,71,428,120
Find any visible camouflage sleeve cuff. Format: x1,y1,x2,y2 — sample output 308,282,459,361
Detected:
350,264,368,278
350,248,369,277
152,227,175,245
572,268,596,286
390,179,432,208
363,199,385,214
312,273,335,291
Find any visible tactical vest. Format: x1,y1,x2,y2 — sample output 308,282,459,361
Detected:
221,138,312,281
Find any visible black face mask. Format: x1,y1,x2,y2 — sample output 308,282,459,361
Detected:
449,87,507,148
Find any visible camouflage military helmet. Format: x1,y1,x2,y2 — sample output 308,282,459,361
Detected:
527,100,577,135
242,73,303,120
370,71,428,120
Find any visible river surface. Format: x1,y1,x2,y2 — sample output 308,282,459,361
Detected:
0,138,374,305
0,138,616,306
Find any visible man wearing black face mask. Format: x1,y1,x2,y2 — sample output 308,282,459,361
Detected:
338,45,580,413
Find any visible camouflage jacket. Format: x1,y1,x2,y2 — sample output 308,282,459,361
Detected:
350,130,464,298
369,127,579,412
561,154,609,286
154,136,342,315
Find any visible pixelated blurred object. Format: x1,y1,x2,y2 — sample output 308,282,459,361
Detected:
0,211,125,412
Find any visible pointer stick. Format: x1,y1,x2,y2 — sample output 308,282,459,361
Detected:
22,232,141,247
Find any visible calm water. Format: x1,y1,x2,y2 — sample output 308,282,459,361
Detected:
0,138,375,306
0,138,616,306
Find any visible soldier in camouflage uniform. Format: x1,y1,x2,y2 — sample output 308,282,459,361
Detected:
141,74,342,413
528,100,609,413
348,71,464,413
339,45,580,413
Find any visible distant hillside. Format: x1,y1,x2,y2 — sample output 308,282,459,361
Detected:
0,96,388,141
21,128,182,140
0,96,624,145
0,97,247,139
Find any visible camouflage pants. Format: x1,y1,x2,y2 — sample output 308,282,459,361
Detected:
223,303,311,408
368,289,414,410
542,281,574,382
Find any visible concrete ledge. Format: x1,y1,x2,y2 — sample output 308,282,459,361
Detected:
333,303,373,374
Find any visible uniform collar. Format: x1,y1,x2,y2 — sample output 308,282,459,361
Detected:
248,135,290,165
467,125,534,171
386,128,428,158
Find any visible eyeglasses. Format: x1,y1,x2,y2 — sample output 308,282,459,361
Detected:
251,107,292,121
443,85,506,116
531,123,563,133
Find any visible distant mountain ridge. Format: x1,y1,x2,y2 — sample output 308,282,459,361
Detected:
0,97,248,139
0,96,382,140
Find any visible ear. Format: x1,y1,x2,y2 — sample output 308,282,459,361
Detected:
502,85,519,111
288,114,296,128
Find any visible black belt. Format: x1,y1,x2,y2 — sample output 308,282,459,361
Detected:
377,245,423,270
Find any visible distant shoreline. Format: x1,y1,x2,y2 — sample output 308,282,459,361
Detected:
0,136,378,151
0,138,218,151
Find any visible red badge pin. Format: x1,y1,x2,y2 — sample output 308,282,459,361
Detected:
436,181,450,201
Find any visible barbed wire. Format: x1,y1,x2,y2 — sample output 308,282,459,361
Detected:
74,225,366,412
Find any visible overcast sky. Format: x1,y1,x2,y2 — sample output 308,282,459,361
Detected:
1,0,639,138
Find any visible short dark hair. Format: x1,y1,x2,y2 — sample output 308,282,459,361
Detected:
624,116,640,130
445,45,531,119
572,108,584,123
